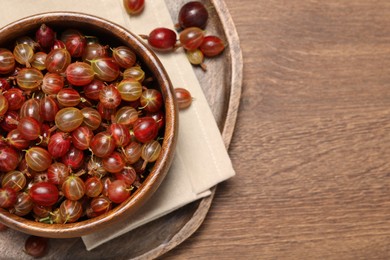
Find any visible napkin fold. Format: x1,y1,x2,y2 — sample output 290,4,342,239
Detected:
0,0,236,250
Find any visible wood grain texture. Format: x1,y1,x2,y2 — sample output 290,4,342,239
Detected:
163,0,390,259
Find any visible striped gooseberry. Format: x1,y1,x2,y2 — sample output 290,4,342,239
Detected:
5,129,30,150
141,140,162,170
117,77,142,102
0,187,17,208
0,146,20,172
47,162,70,186
61,29,86,58
112,46,136,69
36,23,56,49
83,79,104,101
99,84,122,109
90,132,116,158
123,66,145,82
55,107,84,132
61,146,84,170
140,88,163,113
16,68,43,92
13,43,34,67
90,57,120,82
2,170,27,192
42,73,64,95
17,117,41,141
0,92,9,116
82,43,108,63
85,177,103,198
56,88,81,107
102,152,126,173
179,27,205,51
71,126,94,150
108,123,131,147
3,88,24,111
107,179,131,204
0,48,15,74
13,192,33,216
65,62,94,86
59,199,83,223
25,147,52,172
45,48,71,73
31,52,47,70
62,175,85,201
113,106,138,127
39,96,59,122
81,107,102,131
174,88,192,110
47,131,71,158
19,98,42,122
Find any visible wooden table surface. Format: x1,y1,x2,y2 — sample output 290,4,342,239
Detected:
163,0,390,259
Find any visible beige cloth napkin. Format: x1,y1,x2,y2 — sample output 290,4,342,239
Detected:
0,0,236,250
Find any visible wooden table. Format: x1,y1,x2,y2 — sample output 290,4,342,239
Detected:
163,0,390,259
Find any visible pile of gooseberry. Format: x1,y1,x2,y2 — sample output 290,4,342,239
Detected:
121,0,195,109
140,1,225,71
0,23,167,225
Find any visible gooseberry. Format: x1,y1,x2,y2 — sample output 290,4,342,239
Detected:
55,107,84,132
107,180,131,204
4,88,25,111
65,62,95,86
178,1,209,29
0,146,20,172
90,57,120,82
133,117,159,143
179,27,205,51
90,132,116,158
45,48,71,73
61,29,86,58
123,0,145,15
35,23,56,49
99,84,122,109
25,147,52,172
112,46,137,69
62,176,85,201
24,236,48,258
47,131,71,158
29,182,58,207
59,199,83,223
117,77,142,102
144,28,177,52
0,48,15,74
200,35,225,57
174,88,193,109
16,68,43,92
13,43,34,67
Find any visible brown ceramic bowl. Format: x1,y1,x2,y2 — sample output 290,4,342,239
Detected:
0,12,178,238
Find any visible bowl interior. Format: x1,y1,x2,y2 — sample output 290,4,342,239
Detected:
0,12,177,238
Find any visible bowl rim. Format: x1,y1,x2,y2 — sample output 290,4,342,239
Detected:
0,11,178,238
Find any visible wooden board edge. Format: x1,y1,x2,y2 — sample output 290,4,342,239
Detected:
212,0,244,148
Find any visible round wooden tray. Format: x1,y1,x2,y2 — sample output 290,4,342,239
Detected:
0,0,242,258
